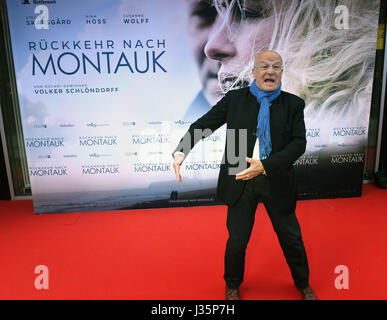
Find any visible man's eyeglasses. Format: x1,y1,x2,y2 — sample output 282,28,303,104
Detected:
254,64,283,72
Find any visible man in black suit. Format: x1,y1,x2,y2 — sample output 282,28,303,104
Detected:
172,50,316,300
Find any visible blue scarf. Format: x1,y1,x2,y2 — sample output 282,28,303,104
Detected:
249,80,282,160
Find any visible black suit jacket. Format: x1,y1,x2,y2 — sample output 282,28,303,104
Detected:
174,87,306,212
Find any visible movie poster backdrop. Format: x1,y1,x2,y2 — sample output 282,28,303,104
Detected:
6,0,380,213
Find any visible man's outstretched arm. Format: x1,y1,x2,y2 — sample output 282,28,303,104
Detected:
172,91,231,182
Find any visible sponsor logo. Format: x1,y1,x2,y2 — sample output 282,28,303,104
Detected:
125,152,138,156
59,124,74,128
23,0,57,4
89,153,112,158
338,143,356,148
34,0,56,4
123,121,136,126
86,122,109,127
174,120,192,125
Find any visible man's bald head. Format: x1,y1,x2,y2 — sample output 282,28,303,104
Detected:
252,50,283,92
254,50,283,66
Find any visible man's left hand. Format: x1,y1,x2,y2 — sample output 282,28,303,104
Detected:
235,157,265,180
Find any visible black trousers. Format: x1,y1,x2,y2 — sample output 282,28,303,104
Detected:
224,174,309,289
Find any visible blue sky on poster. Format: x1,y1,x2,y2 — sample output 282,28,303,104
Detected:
10,0,201,125
6,0,208,193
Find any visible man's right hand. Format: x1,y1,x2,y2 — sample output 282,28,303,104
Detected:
173,152,185,183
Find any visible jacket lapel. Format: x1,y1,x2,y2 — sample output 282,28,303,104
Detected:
246,89,260,128
270,93,286,128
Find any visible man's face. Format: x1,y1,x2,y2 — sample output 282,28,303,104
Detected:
185,0,222,105
203,0,278,92
252,51,282,91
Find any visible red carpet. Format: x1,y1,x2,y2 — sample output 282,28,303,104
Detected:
0,184,386,300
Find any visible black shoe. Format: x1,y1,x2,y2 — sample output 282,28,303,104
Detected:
225,285,240,300
296,285,317,300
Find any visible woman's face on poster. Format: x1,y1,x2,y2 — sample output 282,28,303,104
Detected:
204,0,277,91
